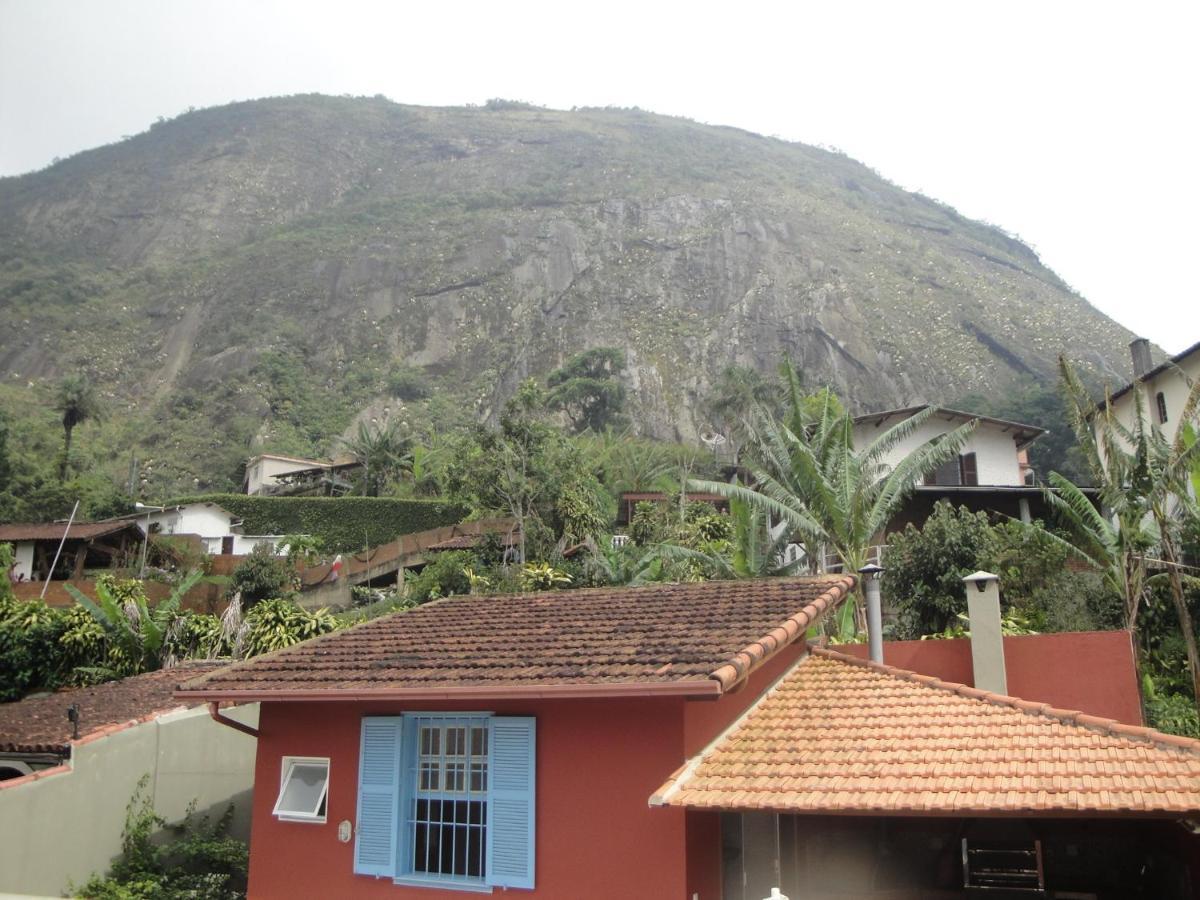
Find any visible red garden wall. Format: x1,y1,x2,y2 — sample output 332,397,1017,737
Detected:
840,631,1143,725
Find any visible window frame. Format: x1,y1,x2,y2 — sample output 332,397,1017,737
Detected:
1156,391,1169,425
273,756,330,824
394,713,494,892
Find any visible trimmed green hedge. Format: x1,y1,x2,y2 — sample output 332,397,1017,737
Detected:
171,495,467,552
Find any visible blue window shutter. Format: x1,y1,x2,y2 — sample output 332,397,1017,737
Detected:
486,717,536,889
354,716,403,877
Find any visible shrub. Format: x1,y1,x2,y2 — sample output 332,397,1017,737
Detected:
240,598,337,657
75,776,248,900
386,365,432,401
404,551,476,604
173,495,466,552
229,544,294,605
885,501,1122,639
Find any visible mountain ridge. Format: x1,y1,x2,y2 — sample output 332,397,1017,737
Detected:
0,94,1137,495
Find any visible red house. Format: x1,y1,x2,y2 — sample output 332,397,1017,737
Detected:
177,576,853,899
179,576,1200,898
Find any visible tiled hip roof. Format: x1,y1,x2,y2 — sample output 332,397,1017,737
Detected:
0,662,225,754
175,576,855,701
652,647,1200,816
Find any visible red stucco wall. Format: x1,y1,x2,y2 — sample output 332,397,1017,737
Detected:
840,630,1143,725
246,653,804,899
249,695,692,899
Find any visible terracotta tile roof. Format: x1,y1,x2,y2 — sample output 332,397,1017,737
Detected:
652,646,1200,815
176,576,855,701
0,662,225,754
0,521,142,542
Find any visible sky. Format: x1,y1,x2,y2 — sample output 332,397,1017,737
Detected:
1,0,1197,354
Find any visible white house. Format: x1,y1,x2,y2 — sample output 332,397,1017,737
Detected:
850,405,1053,534
243,453,331,495
1099,337,1199,448
129,501,285,556
852,406,1043,487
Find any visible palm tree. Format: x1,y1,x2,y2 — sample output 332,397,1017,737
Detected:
692,367,975,636
341,419,412,496
53,374,103,479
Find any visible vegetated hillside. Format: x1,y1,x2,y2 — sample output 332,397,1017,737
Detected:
0,95,1137,496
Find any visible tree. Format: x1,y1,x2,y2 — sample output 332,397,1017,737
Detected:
53,373,103,479
546,347,627,434
341,419,412,497
1045,357,1200,709
692,363,974,637
447,380,608,561
0,410,12,494
705,364,782,459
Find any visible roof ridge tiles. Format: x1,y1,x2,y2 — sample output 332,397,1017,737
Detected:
810,645,1200,757
710,575,856,691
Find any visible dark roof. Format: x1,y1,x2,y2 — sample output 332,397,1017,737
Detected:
0,662,225,754
852,405,1045,449
1098,339,1200,409
0,521,143,542
176,576,856,701
653,647,1200,815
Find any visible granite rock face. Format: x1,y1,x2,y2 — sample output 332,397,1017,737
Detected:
0,96,1134,489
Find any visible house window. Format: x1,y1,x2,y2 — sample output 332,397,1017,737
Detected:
353,714,536,891
273,757,330,823
959,452,979,486
408,717,490,881
923,453,979,487
1156,392,1169,424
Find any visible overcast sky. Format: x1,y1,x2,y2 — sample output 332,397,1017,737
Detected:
1,0,1196,354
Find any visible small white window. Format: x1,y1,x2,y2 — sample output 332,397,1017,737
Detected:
273,757,329,823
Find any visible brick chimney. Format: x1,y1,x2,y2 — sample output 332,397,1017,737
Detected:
962,571,1007,695
1130,338,1153,379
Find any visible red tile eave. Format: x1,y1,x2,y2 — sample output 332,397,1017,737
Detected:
173,678,725,704
667,804,1197,820
710,574,856,691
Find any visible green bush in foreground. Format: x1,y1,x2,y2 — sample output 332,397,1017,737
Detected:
75,776,247,900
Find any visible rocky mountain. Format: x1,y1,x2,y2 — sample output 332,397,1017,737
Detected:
0,95,1136,494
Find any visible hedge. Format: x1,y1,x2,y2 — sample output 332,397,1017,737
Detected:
171,495,467,553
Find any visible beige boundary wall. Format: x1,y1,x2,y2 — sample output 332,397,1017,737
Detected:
0,703,259,898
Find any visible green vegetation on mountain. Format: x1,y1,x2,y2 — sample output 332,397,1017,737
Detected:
0,94,1138,504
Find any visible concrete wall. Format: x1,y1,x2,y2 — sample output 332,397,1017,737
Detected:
0,703,259,897
853,415,1025,485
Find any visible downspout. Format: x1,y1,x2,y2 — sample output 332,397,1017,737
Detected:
207,701,259,738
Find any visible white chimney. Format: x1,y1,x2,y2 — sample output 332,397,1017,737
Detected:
962,571,1007,695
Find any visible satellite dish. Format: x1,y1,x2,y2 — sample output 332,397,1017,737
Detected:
700,431,727,448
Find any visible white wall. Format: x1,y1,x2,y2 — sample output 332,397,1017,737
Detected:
245,457,325,495
11,542,34,580
0,703,259,897
136,504,286,556
1105,349,1199,449
853,415,1025,485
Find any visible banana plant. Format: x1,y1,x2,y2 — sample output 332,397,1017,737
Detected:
692,363,974,639
66,569,204,674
